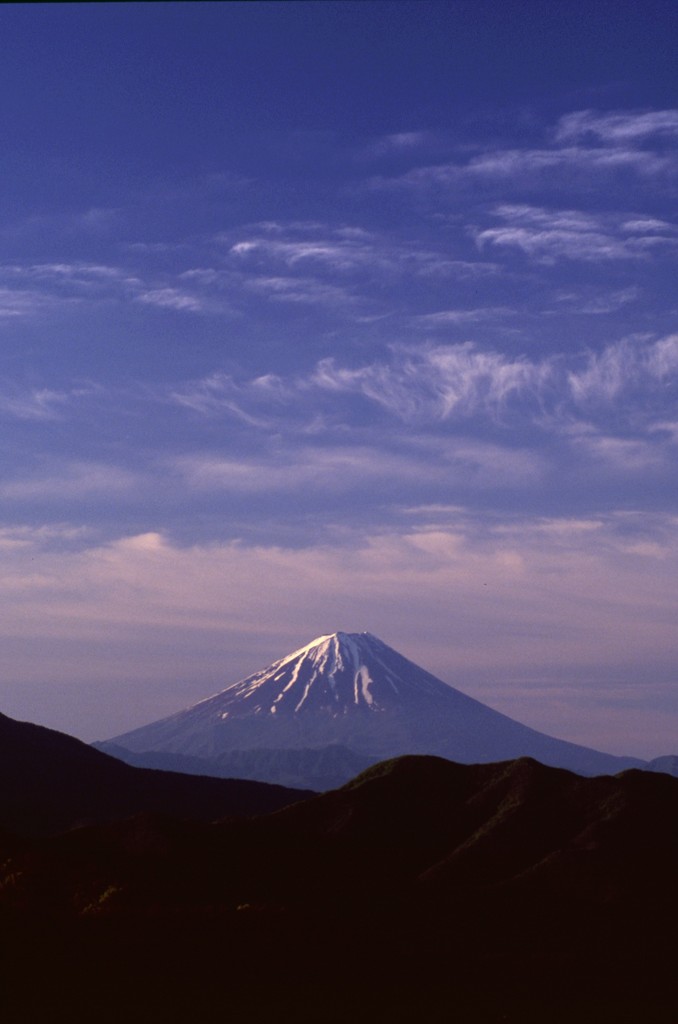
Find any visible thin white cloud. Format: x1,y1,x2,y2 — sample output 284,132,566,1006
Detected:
169,372,282,426
467,145,673,178
0,523,90,551
18,262,128,282
2,262,140,293
363,131,433,158
0,386,69,420
568,430,665,472
0,286,65,317
0,261,221,317
568,334,678,403
650,420,678,444
554,287,639,315
474,204,677,262
230,237,370,272
555,109,678,144
244,274,355,306
135,287,209,313
226,224,498,287
622,217,675,233
171,445,447,495
167,334,678,447
312,343,551,422
416,306,516,326
567,338,641,403
369,108,678,199
373,144,674,193
0,462,139,501
0,382,97,421
440,438,546,485
647,334,678,378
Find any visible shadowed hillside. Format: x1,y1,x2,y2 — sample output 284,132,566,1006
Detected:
0,711,311,835
1,750,676,1022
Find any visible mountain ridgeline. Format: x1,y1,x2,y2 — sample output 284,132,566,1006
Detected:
101,631,646,785
0,711,310,836
1,689,677,1020
1,738,677,1022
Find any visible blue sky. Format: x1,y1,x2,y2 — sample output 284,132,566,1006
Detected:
1,1,677,757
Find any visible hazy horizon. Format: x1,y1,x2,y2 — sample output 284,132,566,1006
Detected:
1,2,677,760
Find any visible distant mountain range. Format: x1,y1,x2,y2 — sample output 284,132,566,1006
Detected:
99,741,375,792
99,631,674,788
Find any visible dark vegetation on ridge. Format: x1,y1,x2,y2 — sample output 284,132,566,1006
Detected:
0,711,312,835
0,709,677,1023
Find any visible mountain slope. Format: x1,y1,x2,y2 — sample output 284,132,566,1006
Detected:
2,756,676,1022
644,754,678,777
0,711,311,836
105,631,642,777
5,755,676,916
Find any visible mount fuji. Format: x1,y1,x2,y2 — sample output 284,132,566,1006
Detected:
101,631,643,780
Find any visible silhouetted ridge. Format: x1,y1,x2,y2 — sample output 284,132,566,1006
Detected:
0,711,311,836
1,748,676,1021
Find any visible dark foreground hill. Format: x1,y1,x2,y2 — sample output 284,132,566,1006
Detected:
1,752,677,1023
0,711,311,835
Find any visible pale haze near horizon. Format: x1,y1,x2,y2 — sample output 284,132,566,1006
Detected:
0,1,676,760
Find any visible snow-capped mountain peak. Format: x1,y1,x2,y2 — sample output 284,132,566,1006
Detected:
106,631,645,777
214,630,449,717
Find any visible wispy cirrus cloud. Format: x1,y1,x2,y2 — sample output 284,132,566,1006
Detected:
229,236,375,273
243,274,356,307
171,445,443,495
311,343,551,423
564,422,666,472
555,109,678,144
474,204,678,262
225,222,497,286
568,333,678,403
170,436,544,498
372,143,675,194
0,386,72,420
0,461,140,501
135,287,211,313
167,333,678,434
0,285,69,317
0,260,216,318
169,371,284,426
553,287,640,315
466,145,674,179
415,306,517,326
362,131,434,158
2,261,140,292
369,108,678,199
0,381,99,421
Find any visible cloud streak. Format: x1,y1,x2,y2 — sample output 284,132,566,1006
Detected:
312,344,549,422
0,462,140,501
555,109,678,144
371,108,678,197
475,205,678,262
309,334,678,425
